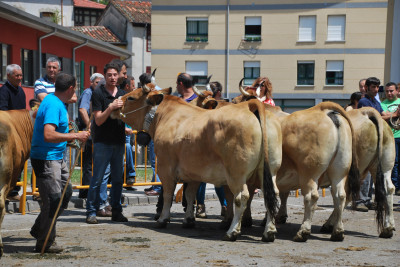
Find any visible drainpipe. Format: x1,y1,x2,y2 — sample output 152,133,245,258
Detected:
225,0,230,100
72,40,88,118
39,29,57,77
143,23,147,74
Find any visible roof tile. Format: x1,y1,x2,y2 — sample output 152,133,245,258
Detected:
111,0,151,24
70,26,121,43
74,0,106,9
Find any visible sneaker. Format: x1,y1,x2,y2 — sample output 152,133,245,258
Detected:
354,203,369,212
395,189,400,196
126,177,135,185
112,211,128,222
145,190,159,196
97,208,112,217
196,204,207,218
144,187,153,192
367,202,377,210
6,194,20,202
35,241,63,253
86,215,98,224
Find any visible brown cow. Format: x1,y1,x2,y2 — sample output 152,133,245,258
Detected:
112,85,279,241
0,110,33,257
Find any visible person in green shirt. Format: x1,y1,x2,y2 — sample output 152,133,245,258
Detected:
381,82,400,196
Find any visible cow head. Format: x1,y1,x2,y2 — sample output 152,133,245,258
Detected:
191,75,218,109
111,84,172,132
232,78,258,104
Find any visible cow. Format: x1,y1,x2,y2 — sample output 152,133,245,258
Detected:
319,107,395,238
0,110,33,257
112,85,279,241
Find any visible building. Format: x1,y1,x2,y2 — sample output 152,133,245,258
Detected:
151,0,399,111
0,1,132,111
96,0,151,82
73,0,106,26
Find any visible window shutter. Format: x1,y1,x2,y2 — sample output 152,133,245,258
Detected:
327,15,345,41
299,16,316,41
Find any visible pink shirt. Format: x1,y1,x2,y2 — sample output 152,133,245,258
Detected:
263,98,275,106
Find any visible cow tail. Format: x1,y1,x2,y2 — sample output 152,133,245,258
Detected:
325,104,360,208
368,114,386,232
248,100,278,220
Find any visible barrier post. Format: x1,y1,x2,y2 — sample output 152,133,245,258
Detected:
144,145,148,182
295,189,299,198
80,148,83,185
19,161,28,214
322,188,326,197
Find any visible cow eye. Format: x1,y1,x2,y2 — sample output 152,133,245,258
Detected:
127,96,135,101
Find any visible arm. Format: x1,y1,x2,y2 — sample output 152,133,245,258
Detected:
93,98,123,126
37,92,47,102
79,108,90,128
44,123,90,143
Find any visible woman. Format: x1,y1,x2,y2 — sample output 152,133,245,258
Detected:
345,91,363,111
251,76,275,106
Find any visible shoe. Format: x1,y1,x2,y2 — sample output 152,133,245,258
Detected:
121,194,125,204
220,206,227,217
354,203,369,212
35,241,63,253
196,204,207,218
97,208,112,217
144,187,153,192
33,195,41,202
367,202,377,210
126,177,135,185
6,194,20,202
86,215,98,224
395,189,400,196
145,190,159,196
112,210,128,222
125,187,137,191
105,205,112,212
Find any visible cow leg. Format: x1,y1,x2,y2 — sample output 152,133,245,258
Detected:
242,183,256,228
276,191,290,224
182,182,200,228
293,181,319,242
0,185,8,257
156,180,176,228
223,183,249,241
328,178,347,241
221,185,233,230
379,171,396,238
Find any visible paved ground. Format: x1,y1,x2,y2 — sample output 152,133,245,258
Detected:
1,186,400,266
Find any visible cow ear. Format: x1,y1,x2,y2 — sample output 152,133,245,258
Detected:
203,99,218,109
160,87,172,95
146,93,164,106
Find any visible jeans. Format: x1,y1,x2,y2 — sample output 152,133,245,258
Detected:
357,172,373,205
196,182,227,207
391,138,400,189
125,135,136,178
86,142,124,216
149,141,161,193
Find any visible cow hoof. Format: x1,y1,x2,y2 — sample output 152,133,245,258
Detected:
320,223,333,233
155,220,168,228
275,215,288,225
241,216,253,228
219,220,232,230
223,232,238,242
293,230,310,242
261,232,275,242
154,213,161,221
330,231,344,241
379,227,394,238
182,218,196,229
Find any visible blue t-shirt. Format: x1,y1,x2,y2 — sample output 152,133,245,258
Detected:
31,93,69,160
357,94,383,113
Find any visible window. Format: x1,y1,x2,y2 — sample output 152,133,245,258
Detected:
21,48,34,86
326,60,344,85
186,17,208,42
146,26,151,52
327,15,345,41
186,61,208,85
89,66,97,76
244,17,261,41
298,16,316,42
243,61,260,85
40,12,55,23
74,8,102,26
297,61,315,85
146,66,151,74
1,43,9,82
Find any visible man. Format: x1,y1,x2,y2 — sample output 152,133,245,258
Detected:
120,75,137,186
30,73,90,253
359,78,381,103
356,77,384,212
77,73,104,200
0,64,26,201
86,63,128,224
380,82,400,196
34,57,77,103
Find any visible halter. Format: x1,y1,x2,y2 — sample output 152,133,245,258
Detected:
119,104,149,118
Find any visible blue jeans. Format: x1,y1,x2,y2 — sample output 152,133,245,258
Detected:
196,183,227,207
86,143,125,216
148,140,161,193
391,138,400,189
125,135,136,178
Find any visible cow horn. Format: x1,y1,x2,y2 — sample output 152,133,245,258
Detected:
192,85,206,97
151,68,157,84
205,74,213,91
142,84,151,93
238,78,250,96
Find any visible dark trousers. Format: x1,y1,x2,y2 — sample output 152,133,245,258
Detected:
79,140,92,198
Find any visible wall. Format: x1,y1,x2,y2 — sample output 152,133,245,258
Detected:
127,24,151,81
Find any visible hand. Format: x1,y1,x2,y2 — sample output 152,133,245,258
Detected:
125,128,133,135
109,99,124,111
76,131,90,142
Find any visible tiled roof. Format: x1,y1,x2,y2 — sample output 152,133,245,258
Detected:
111,0,151,24
70,26,121,42
74,0,106,9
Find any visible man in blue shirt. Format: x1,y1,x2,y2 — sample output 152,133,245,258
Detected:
30,73,90,253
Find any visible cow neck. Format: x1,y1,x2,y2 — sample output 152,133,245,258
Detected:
143,106,157,133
